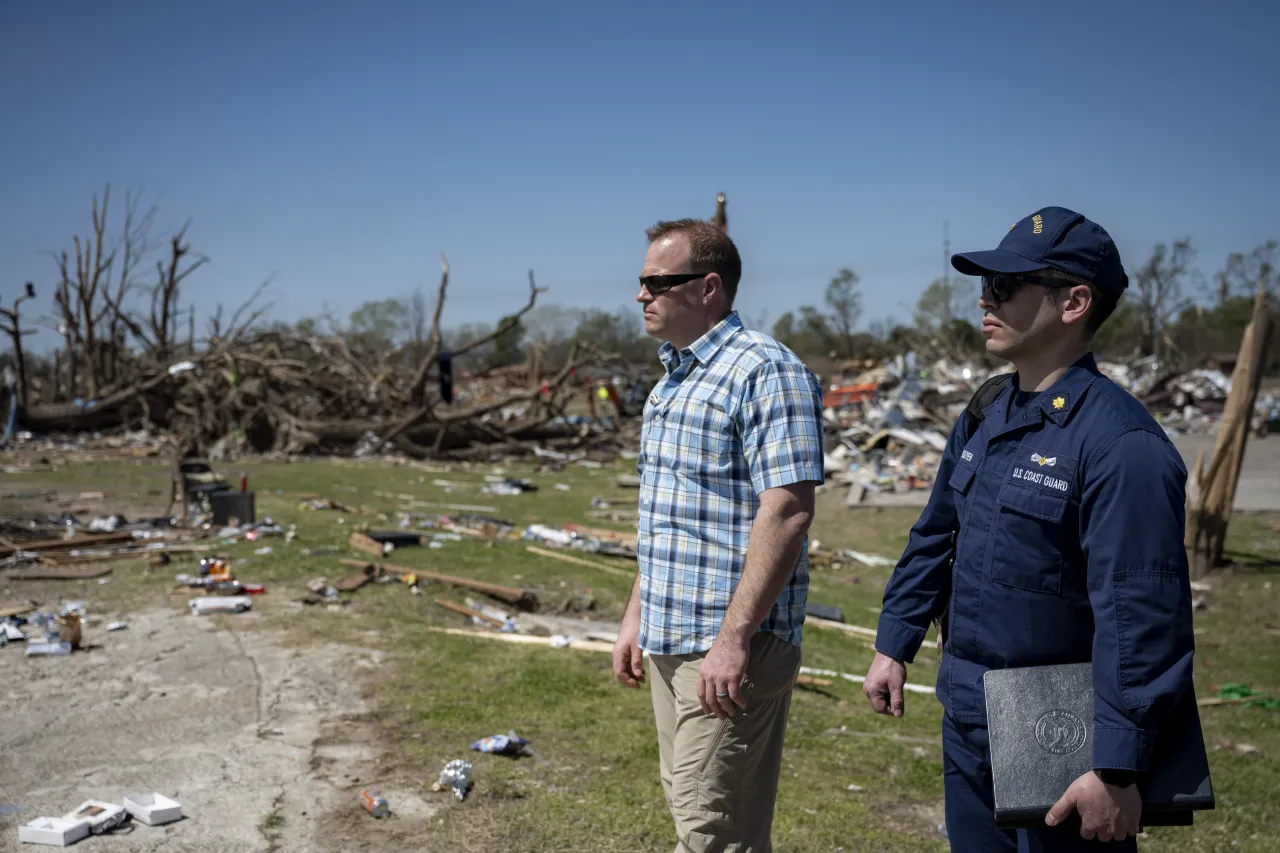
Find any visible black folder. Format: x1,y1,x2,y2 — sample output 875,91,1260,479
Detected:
983,663,1215,829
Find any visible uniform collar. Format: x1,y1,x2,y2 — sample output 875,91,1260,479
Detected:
658,311,743,374
1034,352,1102,427
984,352,1101,441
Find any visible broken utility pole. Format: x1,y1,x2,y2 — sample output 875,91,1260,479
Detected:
712,192,728,233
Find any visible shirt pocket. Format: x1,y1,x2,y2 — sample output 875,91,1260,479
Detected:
659,392,735,476
988,480,1069,595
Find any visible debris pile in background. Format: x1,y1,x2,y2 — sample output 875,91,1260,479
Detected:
821,353,1280,508
1100,356,1279,437
821,355,993,507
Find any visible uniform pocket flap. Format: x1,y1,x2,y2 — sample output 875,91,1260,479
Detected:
997,481,1068,522
948,464,976,494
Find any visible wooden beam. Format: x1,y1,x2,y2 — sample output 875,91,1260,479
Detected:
338,558,537,608
8,565,115,580
433,598,507,627
0,531,134,557
34,551,148,567
333,561,381,592
525,546,633,578
422,625,616,653
805,615,878,637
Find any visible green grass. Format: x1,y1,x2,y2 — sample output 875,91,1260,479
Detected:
259,807,286,844
3,457,1277,851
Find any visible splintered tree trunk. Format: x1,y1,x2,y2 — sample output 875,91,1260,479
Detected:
64,340,78,402
1184,282,1272,578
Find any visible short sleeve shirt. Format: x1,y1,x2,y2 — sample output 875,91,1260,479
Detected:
636,311,825,655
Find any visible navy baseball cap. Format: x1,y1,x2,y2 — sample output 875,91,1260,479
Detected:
951,206,1128,295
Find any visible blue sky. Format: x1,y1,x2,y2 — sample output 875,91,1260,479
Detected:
2,1,1277,351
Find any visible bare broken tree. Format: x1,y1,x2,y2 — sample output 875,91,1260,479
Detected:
1,282,38,408
50,186,160,397
18,188,612,460
1216,240,1278,305
1133,239,1194,360
408,287,430,364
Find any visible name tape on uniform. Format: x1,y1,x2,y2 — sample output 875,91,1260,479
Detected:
1011,466,1069,492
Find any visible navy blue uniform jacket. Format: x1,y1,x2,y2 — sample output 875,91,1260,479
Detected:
875,354,1196,773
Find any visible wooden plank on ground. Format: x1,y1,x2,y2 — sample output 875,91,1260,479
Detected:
8,565,115,580
37,551,149,567
423,625,617,653
333,561,381,592
805,615,878,637
525,546,633,578
419,630,927,695
805,615,936,658
0,531,134,557
0,602,39,619
434,598,507,627
338,558,537,608
801,666,936,695
562,524,638,547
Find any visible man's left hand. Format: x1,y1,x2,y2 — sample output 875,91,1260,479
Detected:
1046,770,1142,842
697,636,749,718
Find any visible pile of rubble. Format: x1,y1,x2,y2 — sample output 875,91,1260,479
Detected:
1099,356,1278,437
1,243,645,465
822,355,1002,507
821,354,1280,507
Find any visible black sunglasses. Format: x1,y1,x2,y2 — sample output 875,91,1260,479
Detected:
981,273,1066,303
639,272,706,295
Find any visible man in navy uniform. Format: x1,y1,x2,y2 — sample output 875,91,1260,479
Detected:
863,207,1195,850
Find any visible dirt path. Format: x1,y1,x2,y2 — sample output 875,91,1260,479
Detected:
0,602,437,852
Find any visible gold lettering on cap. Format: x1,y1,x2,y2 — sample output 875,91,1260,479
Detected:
1032,214,1043,234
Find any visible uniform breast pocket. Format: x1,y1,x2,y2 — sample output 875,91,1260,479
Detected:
948,463,976,495
988,481,1069,595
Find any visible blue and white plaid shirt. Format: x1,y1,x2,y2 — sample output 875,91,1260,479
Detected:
636,311,825,656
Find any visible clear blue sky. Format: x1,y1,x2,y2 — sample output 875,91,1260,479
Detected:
2,1,1277,351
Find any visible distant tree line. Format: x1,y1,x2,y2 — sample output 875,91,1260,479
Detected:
278,298,655,378
4,183,1277,409
762,238,1279,373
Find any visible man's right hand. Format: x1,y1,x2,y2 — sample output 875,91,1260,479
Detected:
613,618,645,688
863,651,907,717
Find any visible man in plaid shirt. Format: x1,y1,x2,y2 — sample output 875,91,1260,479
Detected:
612,218,825,851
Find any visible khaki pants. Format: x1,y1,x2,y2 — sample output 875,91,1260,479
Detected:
649,632,802,853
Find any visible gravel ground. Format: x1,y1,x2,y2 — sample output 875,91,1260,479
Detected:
0,601,437,852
